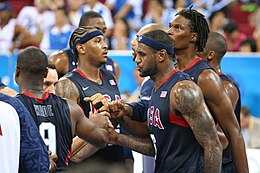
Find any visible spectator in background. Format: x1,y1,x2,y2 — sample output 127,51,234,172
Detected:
0,2,36,51
241,106,260,148
142,0,176,28
40,6,74,50
80,0,114,38
208,9,226,35
67,0,85,26
105,0,143,31
224,20,247,51
111,17,134,50
16,0,55,46
239,38,257,52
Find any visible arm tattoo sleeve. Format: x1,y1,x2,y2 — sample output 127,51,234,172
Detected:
173,81,222,173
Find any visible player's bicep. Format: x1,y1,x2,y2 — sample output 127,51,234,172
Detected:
56,78,79,102
170,80,217,147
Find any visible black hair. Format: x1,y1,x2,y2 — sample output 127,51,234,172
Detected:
241,106,251,117
47,60,56,70
240,38,257,52
224,20,238,34
176,7,210,52
69,26,96,62
17,46,47,78
79,11,103,27
206,32,227,60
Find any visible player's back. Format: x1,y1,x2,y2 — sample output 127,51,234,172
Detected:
17,92,72,172
148,70,204,173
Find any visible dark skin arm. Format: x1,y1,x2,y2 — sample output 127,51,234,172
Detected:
222,80,239,110
171,80,222,173
198,69,248,173
55,78,79,103
67,99,110,149
109,99,150,138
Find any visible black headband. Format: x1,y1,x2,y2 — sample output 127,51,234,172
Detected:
72,30,103,54
137,35,174,55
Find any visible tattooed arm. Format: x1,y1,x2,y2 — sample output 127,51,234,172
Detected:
55,77,80,103
171,80,222,173
108,128,155,156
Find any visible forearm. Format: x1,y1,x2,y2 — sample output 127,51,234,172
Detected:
203,142,222,173
71,143,99,163
229,133,249,173
118,116,150,138
116,133,155,156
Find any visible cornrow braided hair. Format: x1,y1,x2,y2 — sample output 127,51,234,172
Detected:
176,6,210,52
69,26,96,62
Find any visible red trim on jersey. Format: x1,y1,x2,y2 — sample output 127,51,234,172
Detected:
66,150,71,166
22,92,50,102
75,68,103,81
0,125,2,136
169,111,190,128
183,57,202,71
159,69,179,87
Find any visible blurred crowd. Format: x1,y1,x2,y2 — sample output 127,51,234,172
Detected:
1,0,260,52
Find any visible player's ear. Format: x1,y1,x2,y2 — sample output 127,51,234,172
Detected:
77,44,86,54
207,50,214,61
158,49,167,62
190,33,198,43
15,67,20,84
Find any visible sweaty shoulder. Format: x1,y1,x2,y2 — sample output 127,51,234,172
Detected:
55,77,79,102
48,50,69,77
197,69,223,91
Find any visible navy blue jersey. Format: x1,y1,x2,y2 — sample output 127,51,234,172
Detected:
65,48,116,77
148,70,204,173
64,48,76,72
0,93,50,173
182,57,213,83
219,72,241,172
65,68,125,163
129,77,154,122
17,92,72,172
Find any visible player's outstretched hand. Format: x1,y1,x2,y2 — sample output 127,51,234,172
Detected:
109,99,126,121
84,93,109,112
89,110,114,129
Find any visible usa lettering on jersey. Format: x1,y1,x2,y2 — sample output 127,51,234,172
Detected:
149,106,164,130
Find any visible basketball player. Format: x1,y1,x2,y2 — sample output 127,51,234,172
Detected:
167,8,248,172
43,62,59,94
108,30,222,172
15,46,112,172
55,26,125,165
197,31,241,172
0,93,49,173
49,11,120,80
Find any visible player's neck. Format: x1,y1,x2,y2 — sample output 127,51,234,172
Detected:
19,84,45,98
175,51,197,70
77,66,101,84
